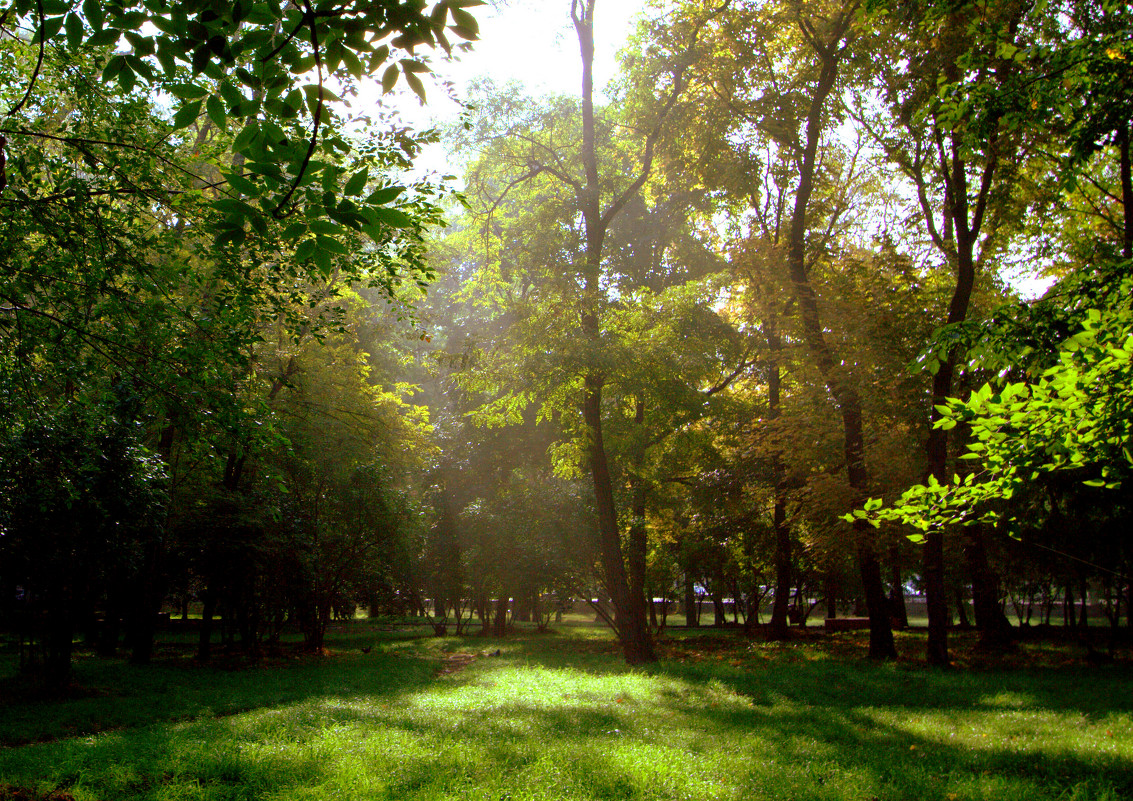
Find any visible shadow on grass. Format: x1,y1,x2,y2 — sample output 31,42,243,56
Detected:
1,628,1130,801
0,627,434,747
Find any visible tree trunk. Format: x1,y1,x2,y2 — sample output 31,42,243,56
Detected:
922,144,980,665
784,6,894,660
492,595,509,637
627,397,651,640
128,533,166,665
767,327,791,639
888,547,908,629
711,587,726,627
954,584,971,629
964,526,1013,649
684,575,699,627
573,1,655,665
98,601,121,658
197,586,216,662
43,615,74,691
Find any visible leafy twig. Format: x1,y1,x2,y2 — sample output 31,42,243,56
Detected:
272,1,323,218
7,0,44,117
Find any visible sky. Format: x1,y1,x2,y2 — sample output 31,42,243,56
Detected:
355,1,649,175
444,1,648,98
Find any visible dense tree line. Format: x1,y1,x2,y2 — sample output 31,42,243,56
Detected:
2,0,1131,687
0,0,480,687
421,0,1133,665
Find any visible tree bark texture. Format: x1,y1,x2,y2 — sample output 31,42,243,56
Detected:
1119,122,1132,260
888,547,909,629
964,526,1013,648
766,324,792,639
573,0,656,664
784,5,895,659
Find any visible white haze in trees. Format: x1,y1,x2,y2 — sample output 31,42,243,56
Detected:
355,1,648,178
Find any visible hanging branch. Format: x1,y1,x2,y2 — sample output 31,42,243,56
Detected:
261,13,310,63
272,1,323,218
7,0,45,117
598,0,731,231
0,127,215,188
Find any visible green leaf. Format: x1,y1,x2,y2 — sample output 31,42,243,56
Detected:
87,27,119,48
124,30,155,57
232,122,259,153
118,64,136,93
220,80,244,108
83,0,104,31
381,64,399,93
313,245,334,276
206,94,227,131
125,54,154,82
191,45,211,74
294,238,317,263
315,234,347,255
64,13,84,50
246,209,269,237
371,207,414,229
224,171,258,196
156,41,177,77
214,226,246,248
405,71,426,102
341,48,363,80
166,83,209,100
42,14,67,41
450,8,479,35
344,168,369,196
102,54,126,83
367,185,404,205
281,222,307,241
172,99,203,129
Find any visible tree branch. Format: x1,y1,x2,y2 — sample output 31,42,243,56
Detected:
272,2,323,218
7,0,44,117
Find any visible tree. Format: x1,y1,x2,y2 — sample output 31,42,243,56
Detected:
0,394,166,687
0,0,480,674
853,0,1133,652
651,0,897,656
435,0,730,664
862,273,1133,535
861,0,1060,662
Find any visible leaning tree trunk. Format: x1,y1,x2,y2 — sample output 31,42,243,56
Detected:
766,323,792,639
627,398,652,642
888,546,909,629
965,525,1013,648
1119,121,1132,260
784,9,895,659
573,0,658,665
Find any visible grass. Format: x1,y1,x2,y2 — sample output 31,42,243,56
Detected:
1,622,1130,801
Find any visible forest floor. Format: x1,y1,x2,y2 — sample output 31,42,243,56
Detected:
0,620,1130,801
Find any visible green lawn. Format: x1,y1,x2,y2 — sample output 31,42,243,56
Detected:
1,623,1130,801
